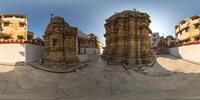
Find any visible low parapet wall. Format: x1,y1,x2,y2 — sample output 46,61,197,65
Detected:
80,47,103,55
26,44,45,63
0,43,44,63
169,44,200,62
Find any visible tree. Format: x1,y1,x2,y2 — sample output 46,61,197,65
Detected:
165,35,175,42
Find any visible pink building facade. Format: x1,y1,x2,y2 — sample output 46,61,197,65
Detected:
80,34,96,48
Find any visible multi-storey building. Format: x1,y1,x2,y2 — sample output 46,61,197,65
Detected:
97,40,103,49
0,14,29,40
150,32,161,49
79,33,100,48
78,30,104,54
86,33,96,48
27,31,34,40
175,15,200,42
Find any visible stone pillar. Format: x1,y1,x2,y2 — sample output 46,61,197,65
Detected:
124,17,136,66
105,22,116,60
102,24,109,58
112,18,125,63
136,29,142,65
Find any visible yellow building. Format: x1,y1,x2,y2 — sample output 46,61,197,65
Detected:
175,15,200,42
27,31,34,40
0,14,28,40
97,40,103,49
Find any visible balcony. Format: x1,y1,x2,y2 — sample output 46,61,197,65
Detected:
177,31,190,41
179,22,189,30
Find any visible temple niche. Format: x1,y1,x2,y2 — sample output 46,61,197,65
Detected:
157,37,167,54
102,9,154,67
42,16,80,70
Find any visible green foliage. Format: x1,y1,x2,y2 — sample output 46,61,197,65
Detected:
165,35,175,41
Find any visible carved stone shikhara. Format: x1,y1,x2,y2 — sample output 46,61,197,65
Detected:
157,37,167,54
42,16,80,70
102,10,154,67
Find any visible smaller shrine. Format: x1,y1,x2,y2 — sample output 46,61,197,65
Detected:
157,37,167,54
42,16,80,71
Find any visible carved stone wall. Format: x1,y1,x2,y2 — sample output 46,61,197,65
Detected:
102,10,154,66
42,16,80,70
157,37,167,54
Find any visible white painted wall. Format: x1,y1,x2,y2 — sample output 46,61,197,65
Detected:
169,44,200,62
0,44,44,63
80,47,102,55
0,44,25,63
25,44,45,63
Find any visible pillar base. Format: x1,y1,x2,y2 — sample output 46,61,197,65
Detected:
121,57,157,69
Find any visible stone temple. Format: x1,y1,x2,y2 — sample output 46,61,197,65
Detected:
102,10,154,67
42,16,80,70
157,37,167,54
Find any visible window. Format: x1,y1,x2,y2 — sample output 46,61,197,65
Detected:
19,23,25,27
4,37,9,40
4,23,9,27
53,39,59,46
192,17,198,21
181,21,186,25
4,16,13,18
18,36,23,40
175,26,179,30
195,25,199,29
153,34,156,37
81,42,84,45
195,38,200,41
15,16,24,19
185,28,189,32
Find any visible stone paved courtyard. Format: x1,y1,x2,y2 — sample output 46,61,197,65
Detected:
0,54,200,100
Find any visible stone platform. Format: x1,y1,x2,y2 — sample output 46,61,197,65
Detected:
0,54,200,100
30,61,87,73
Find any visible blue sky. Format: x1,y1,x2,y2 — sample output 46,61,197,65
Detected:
0,0,199,45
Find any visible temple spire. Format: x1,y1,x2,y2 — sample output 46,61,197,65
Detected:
50,13,53,21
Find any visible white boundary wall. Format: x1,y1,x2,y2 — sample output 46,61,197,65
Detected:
169,44,200,62
0,44,44,63
0,44,25,63
25,44,45,63
80,47,103,55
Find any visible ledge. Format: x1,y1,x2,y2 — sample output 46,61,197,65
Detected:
0,40,44,46
29,61,87,73
169,41,200,48
121,57,157,70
